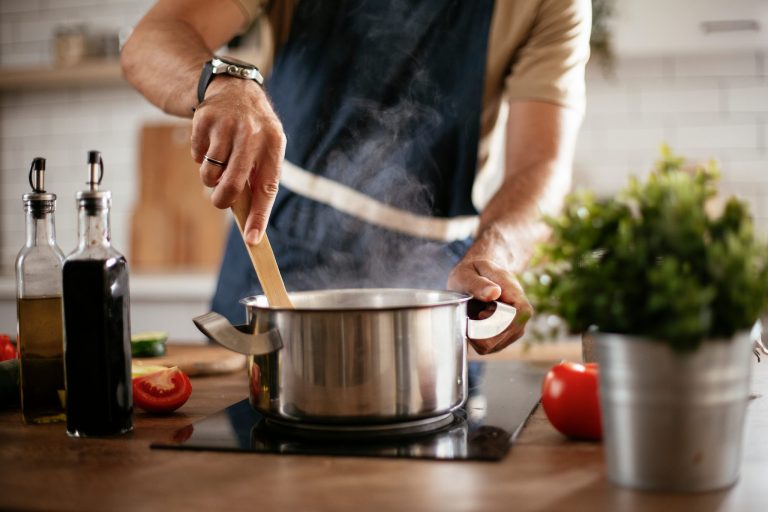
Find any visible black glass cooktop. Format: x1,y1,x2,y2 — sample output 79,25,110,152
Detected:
151,360,546,461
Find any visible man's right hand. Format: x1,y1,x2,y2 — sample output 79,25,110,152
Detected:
191,75,286,244
121,0,285,244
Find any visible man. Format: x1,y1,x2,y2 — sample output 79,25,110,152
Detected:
121,0,590,354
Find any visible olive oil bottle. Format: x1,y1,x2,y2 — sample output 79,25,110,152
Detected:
15,157,66,424
63,151,133,437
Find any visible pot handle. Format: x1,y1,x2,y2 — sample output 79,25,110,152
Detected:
193,312,283,356
752,319,768,363
466,300,519,340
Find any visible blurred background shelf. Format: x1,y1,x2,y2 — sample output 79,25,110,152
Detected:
0,60,125,91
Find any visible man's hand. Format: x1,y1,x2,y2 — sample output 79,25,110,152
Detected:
121,0,285,243
447,233,533,355
191,76,286,244
449,101,581,355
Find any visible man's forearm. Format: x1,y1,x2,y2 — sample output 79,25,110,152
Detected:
466,101,580,273
121,19,210,117
120,0,246,117
122,1,285,245
445,115,572,351
471,159,569,273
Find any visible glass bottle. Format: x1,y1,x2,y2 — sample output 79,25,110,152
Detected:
15,157,66,424
63,151,133,437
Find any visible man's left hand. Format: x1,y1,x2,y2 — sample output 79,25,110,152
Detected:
447,253,533,355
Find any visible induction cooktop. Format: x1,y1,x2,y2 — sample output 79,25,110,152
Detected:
151,360,546,461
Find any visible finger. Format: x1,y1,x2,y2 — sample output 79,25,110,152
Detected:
469,295,533,355
199,135,233,188
471,259,530,305
190,110,213,164
472,336,513,355
456,259,534,355
473,259,534,331
210,134,257,211
447,261,502,302
243,128,285,244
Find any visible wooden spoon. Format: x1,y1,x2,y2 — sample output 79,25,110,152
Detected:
230,186,293,308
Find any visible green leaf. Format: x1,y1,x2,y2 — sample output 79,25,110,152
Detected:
527,147,768,351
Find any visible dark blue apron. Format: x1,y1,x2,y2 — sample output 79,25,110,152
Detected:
213,0,495,323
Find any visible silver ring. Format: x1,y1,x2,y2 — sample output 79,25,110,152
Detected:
204,155,227,167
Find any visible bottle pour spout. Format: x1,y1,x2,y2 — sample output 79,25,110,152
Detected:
87,150,103,191
28,157,46,193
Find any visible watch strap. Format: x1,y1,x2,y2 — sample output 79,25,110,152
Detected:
195,58,264,109
197,60,215,105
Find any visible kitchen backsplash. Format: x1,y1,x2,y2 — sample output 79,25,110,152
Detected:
0,0,153,67
575,52,767,234
0,0,167,273
1,1,767,274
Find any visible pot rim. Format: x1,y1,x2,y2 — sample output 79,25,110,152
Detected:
588,329,753,346
239,287,473,313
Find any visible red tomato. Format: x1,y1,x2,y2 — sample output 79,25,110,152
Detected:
0,335,16,361
249,362,261,400
132,366,192,413
541,361,602,440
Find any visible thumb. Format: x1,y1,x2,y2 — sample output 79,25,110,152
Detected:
447,261,502,302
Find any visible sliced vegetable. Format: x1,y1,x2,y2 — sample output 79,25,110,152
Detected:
132,366,192,414
131,331,168,358
131,363,170,378
541,361,602,441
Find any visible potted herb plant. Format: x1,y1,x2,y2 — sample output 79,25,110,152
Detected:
523,147,768,492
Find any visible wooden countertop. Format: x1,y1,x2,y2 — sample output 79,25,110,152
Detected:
1,343,767,512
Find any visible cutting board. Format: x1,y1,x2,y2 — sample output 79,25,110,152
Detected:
133,344,246,377
130,123,228,271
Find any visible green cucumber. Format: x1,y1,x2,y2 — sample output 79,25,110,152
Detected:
131,331,168,358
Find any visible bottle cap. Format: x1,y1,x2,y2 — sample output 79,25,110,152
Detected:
86,150,103,192
79,151,110,212
23,157,56,213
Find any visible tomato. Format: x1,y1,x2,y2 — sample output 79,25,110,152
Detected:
249,362,261,400
0,335,17,362
541,361,602,440
132,366,192,413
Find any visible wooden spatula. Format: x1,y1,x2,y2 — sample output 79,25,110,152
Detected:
230,186,293,308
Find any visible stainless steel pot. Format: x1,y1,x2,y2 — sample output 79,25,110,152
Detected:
194,288,518,425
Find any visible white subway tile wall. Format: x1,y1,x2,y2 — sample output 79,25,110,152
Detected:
0,2,767,277
0,0,168,273
575,52,768,236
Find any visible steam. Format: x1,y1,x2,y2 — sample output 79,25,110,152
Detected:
284,93,465,292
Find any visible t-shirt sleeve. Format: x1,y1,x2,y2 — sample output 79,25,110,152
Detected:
230,0,268,23
230,0,295,49
504,0,591,113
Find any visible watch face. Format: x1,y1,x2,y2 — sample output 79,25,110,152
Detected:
215,56,256,70
211,56,264,85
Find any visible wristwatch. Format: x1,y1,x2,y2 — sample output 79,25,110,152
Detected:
197,56,265,104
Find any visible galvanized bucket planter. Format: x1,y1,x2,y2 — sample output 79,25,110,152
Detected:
593,331,755,492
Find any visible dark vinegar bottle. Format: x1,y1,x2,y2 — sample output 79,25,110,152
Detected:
63,151,132,437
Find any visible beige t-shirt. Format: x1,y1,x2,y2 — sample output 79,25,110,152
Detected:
232,0,590,207
234,0,590,110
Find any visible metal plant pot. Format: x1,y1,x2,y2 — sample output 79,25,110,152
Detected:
595,331,754,492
